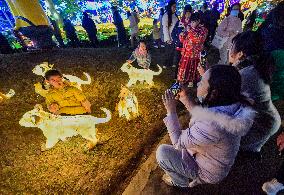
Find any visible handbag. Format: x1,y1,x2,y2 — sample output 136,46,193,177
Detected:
211,34,229,49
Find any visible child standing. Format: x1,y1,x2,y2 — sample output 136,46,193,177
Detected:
44,70,91,115
127,41,151,69
177,13,207,87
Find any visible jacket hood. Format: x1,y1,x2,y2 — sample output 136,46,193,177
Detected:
190,103,256,136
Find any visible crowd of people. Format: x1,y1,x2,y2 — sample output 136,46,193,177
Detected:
153,1,284,195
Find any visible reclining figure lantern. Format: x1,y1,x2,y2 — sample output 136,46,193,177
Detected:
0,89,15,103
117,86,139,120
120,63,162,87
33,62,92,97
19,104,111,150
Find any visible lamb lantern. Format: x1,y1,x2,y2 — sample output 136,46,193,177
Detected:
19,104,111,150
120,62,162,87
117,86,139,120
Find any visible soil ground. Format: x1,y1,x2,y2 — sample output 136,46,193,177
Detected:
0,47,175,194
1,47,284,195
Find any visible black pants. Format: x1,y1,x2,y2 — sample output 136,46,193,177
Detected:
276,162,284,184
164,43,175,67
173,49,181,79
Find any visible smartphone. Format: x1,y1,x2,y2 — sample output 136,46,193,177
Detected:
169,82,181,96
200,50,207,69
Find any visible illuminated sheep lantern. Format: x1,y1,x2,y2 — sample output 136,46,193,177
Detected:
120,62,162,87
33,62,92,97
19,104,111,150
0,89,15,103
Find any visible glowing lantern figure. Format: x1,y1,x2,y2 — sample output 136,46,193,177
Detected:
19,104,111,150
117,86,139,120
120,63,162,87
32,62,92,97
0,89,15,103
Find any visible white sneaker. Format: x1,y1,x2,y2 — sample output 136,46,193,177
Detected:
162,66,167,69
161,44,166,48
262,178,284,195
188,82,193,88
172,65,176,68
162,174,174,186
153,45,159,48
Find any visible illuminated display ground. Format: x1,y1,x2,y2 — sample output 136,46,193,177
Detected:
0,47,174,194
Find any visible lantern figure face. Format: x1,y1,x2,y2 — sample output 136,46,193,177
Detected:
33,62,92,97
120,63,162,87
0,89,15,103
117,86,139,120
19,104,111,150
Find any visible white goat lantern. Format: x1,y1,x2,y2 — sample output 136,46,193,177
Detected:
117,86,139,120
120,63,162,87
19,104,111,150
32,62,92,97
0,89,15,103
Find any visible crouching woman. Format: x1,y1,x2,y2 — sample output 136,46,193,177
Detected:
156,65,255,188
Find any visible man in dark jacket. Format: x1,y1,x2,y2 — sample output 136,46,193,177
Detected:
82,11,98,47
111,6,128,47
49,17,65,47
63,18,80,47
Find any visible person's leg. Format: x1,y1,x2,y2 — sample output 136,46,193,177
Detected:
163,44,175,68
241,110,281,152
276,162,284,184
156,144,198,187
130,34,134,48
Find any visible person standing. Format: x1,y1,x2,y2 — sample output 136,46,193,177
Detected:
49,17,65,47
162,0,179,68
258,1,284,102
172,4,193,76
111,6,128,48
63,18,80,47
177,13,208,87
208,2,220,42
215,8,242,64
82,11,99,47
127,11,139,48
159,8,165,45
226,3,245,22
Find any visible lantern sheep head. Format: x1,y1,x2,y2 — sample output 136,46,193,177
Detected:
0,89,15,103
32,62,54,77
19,104,111,150
33,62,92,97
117,85,139,120
120,63,162,87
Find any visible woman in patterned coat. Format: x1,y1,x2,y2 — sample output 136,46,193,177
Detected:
177,13,207,87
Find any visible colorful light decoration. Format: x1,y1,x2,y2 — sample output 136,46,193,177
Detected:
32,62,92,97
19,104,111,150
120,63,162,87
117,86,139,120
0,89,15,103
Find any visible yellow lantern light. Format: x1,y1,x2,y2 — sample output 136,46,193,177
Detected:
117,86,139,120
33,62,92,97
120,63,162,87
0,89,15,103
19,104,111,150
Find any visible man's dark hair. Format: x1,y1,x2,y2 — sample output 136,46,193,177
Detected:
44,69,62,80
